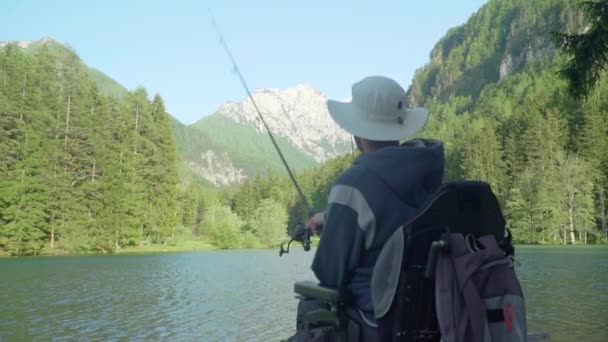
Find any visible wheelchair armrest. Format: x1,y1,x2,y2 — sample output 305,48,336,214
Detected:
294,281,341,304
303,308,339,325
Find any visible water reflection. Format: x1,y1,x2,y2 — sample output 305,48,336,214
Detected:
0,246,606,341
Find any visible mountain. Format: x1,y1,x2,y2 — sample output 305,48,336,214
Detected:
405,0,608,244
169,116,230,187
185,85,352,186
406,0,581,106
203,85,351,163
1,38,351,188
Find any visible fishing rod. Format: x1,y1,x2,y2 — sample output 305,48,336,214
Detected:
208,9,312,256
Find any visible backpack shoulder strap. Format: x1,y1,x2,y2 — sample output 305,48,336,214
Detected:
435,233,491,342
435,240,458,342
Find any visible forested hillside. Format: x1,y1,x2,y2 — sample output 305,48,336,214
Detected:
191,114,317,185
409,0,608,244
0,42,180,255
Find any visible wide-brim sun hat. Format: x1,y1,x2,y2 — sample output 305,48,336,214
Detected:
327,76,429,141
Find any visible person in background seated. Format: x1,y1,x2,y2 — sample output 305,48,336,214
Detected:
298,76,445,341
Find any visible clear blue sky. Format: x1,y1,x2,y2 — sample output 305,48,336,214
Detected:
0,0,488,125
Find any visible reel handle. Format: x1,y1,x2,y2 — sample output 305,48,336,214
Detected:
278,223,312,256
278,210,322,257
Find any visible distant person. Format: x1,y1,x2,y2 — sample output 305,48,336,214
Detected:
296,76,445,340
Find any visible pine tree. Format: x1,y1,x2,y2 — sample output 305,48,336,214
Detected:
556,153,596,244
577,93,608,241
552,0,608,100
460,118,507,199
249,198,288,246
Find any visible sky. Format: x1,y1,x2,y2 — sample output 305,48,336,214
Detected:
0,0,488,125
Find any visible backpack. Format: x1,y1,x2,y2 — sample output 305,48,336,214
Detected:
434,232,527,342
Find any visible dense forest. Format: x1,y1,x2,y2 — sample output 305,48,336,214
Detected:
408,0,608,245
0,42,181,255
0,41,307,256
2,0,607,256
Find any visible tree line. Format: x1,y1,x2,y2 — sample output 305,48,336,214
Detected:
0,43,182,255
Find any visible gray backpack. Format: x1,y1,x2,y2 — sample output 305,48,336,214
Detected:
435,233,527,342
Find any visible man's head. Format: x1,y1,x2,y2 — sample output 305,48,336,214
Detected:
327,76,429,153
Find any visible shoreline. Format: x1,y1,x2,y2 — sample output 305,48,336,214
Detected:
0,239,318,258
1,241,604,258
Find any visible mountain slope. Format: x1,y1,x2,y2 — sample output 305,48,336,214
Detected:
186,84,352,186
85,67,128,100
407,0,582,107
1,38,341,187
192,114,316,184
1,37,129,101
205,85,352,163
170,116,237,187
408,0,608,245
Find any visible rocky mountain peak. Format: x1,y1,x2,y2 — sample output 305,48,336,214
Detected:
214,84,352,163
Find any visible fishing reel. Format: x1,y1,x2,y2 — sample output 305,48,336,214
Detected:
279,223,311,257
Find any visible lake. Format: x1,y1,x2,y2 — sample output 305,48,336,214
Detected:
0,246,606,341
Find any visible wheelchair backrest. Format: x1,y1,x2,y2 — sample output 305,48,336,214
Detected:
371,180,509,341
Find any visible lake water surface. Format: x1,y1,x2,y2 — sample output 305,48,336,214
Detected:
1,246,606,341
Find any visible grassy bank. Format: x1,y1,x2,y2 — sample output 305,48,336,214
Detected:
0,240,218,257
117,240,219,254
0,237,318,257
3,239,602,258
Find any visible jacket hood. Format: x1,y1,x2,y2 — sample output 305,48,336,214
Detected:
354,139,445,207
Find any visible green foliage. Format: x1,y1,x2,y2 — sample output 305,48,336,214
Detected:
86,67,129,100
213,150,355,244
249,198,288,246
201,205,243,249
552,0,608,100
191,114,317,176
0,41,182,255
408,0,608,245
407,0,582,106
460,118,507,198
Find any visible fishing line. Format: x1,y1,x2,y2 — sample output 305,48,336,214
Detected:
208,9,312,214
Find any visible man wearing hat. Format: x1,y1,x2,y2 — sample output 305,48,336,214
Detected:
299,76,445,339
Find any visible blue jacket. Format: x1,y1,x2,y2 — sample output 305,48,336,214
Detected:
311,139,445,320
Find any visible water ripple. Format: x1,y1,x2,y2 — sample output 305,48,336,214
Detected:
0,247,606,341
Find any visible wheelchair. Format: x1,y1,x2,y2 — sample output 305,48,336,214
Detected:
288,181,550,342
